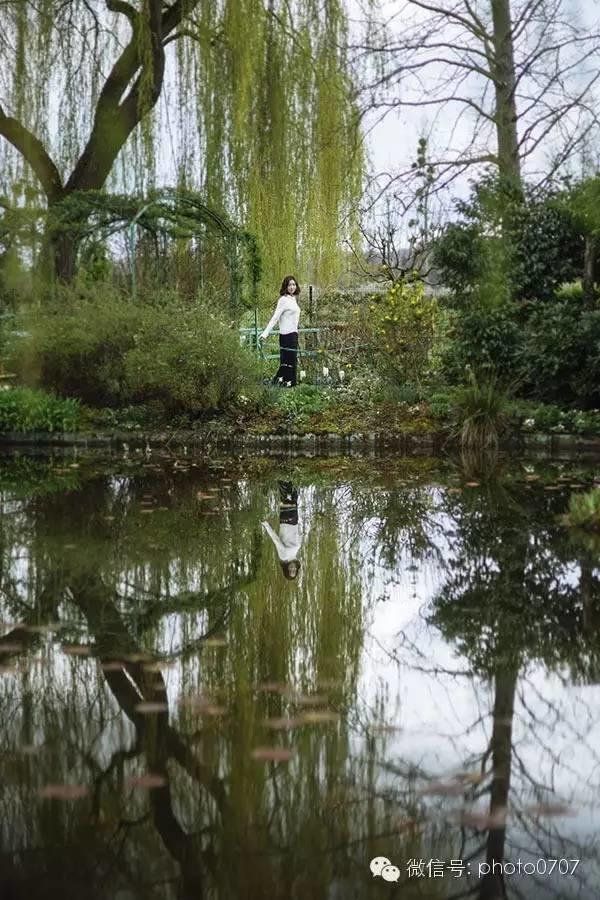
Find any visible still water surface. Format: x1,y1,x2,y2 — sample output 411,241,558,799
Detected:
0,451,599,900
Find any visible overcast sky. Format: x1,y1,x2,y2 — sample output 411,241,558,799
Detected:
348,0,600,223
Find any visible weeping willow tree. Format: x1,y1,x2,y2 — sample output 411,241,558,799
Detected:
0,0,363,291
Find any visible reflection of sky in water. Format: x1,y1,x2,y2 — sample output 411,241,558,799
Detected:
360,525,600,893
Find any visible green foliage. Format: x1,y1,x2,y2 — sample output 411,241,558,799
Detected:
515,401,600,435
49,189,261,313
272,384,330,421
561,488,600,531
10,284,263,415
452,371,512,449
433,176,584,304
1,3,362,293
0,386,79,433
361,278,438,386
334,368,386,406
427,391,453,421
516,301,600,406
10,284,139,406
125,304,262,415
441,303,523,382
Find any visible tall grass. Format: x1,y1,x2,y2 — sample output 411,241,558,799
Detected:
452,370,512,450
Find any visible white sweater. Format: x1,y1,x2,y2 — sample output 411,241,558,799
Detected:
261,521,302,562
260,295,300,339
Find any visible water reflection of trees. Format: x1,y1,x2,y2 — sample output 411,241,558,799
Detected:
0,462,430,899
1,458,599,898
426,472,600,899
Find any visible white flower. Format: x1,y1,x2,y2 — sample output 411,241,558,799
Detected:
322,366,329,377
523,418,535,429
286,381,292,387
339,369,345,381
300,370,306,380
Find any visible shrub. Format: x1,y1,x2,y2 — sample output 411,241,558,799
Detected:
359,278,438,387
561,488,600,531
10,285,264,416
125,303,262,414
452,370,512,449
10,283,138,406
0,387,80,433
516,302,600,406
334,369,385,406
273,384,330,420
427,391,453,421
433,176,584,304
513,401,600,436
441,302,523,383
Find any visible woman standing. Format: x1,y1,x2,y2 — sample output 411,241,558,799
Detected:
259,275,301,386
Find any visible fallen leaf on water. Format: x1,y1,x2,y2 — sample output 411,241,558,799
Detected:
251,747,293,762
418,780,466,797
453,771,486,785
135,701,168,714
123,653,152,663
458,807,507,829
0,664,28,675
316,679,343,690
256,682,289,693
142,660,174,672
263,717,303,730
296,694,329,707
0,643,24,654
124,774,167,790
369,724,403,734
182,697,226,716
26,623,62,634
299,711,340,724
39,784,89,800
524,803,575,817
62,644,91,657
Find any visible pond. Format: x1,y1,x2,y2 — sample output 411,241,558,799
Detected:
0,450,599,900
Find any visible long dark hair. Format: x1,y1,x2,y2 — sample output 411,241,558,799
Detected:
280,275,301,297
280,559,301,580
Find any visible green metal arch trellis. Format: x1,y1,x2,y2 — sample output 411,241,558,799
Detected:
51,188,261,313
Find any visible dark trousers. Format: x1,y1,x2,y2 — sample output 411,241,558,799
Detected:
279,482,298,525
273,331,298,386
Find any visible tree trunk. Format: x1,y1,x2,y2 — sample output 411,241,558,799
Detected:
1,0,197,284
491,0,522,196
478,665,519,900
583,234,598,306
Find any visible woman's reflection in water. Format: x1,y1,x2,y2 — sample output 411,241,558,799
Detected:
261,481,301,580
